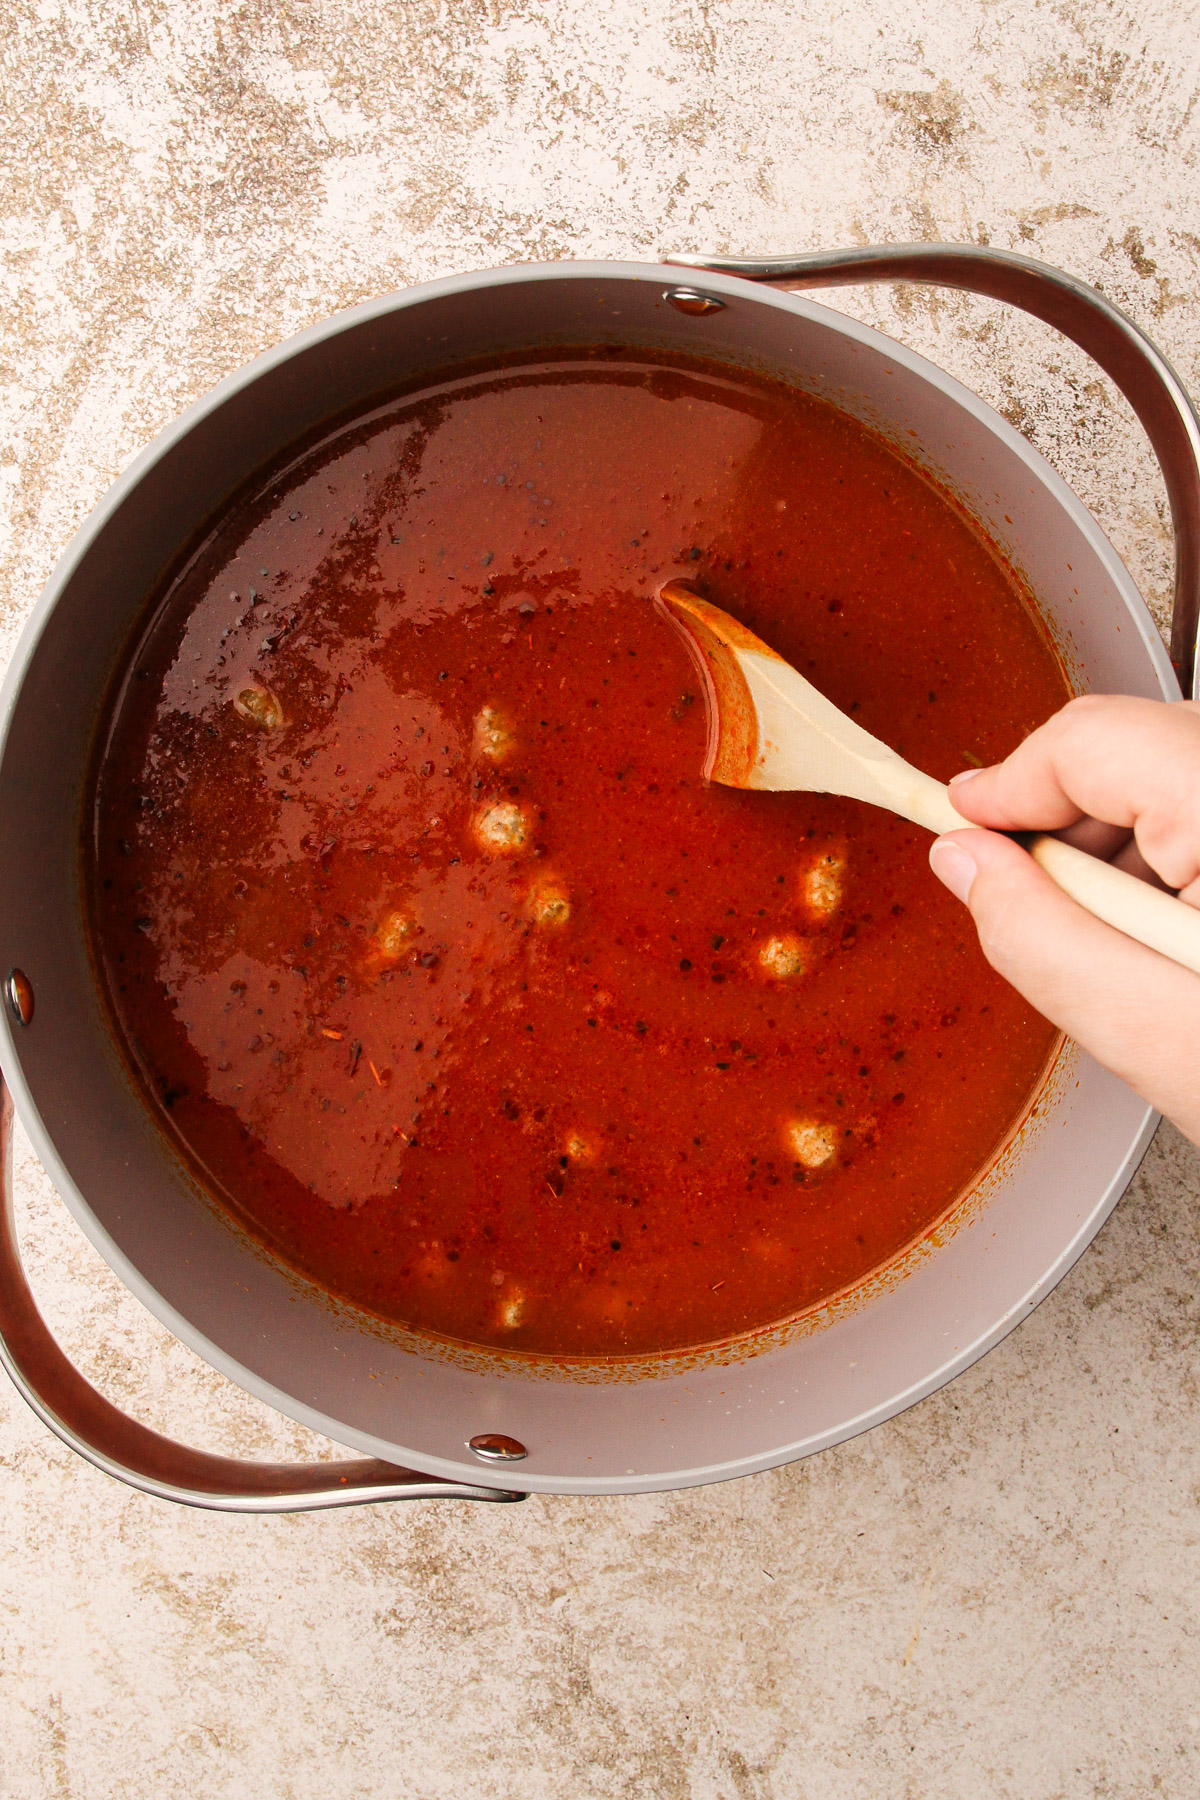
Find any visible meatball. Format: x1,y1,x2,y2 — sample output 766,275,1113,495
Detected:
785,1118,838,1169
473,704,514,763
234,684,285,731
528,879,571,927
473,801,528,854
802,850,845,921
496,1286,528,1330
758,933,807,979
375,910,418,959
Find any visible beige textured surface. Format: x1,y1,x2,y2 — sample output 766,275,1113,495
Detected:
2,3,1200,1794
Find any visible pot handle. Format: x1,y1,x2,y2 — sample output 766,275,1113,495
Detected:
0,1080,524,1511
663,244,1200,699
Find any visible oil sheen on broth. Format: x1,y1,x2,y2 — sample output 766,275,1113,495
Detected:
88,351,1069,1357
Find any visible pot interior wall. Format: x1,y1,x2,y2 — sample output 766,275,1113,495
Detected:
0,266,1165,1493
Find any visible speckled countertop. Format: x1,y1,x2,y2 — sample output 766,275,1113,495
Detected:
2,4,1199,1795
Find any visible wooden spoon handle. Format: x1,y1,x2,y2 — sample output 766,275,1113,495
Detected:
907,777,1200,978
1024,833,1200,975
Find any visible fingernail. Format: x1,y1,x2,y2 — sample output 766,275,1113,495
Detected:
929,838,977,903
948,766,986,788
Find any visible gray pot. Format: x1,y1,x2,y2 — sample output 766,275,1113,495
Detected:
1,247,1197,1510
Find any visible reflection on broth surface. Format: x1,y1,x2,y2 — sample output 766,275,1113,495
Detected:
87,350,1068,1356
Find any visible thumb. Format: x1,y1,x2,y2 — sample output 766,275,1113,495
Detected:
928,828,1200,1141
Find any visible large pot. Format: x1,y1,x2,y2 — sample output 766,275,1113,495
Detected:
1,247,1197,1510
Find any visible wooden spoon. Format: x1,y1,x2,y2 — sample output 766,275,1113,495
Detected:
659,579,1200,978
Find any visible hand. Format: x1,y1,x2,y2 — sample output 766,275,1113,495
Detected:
928,694,1200,1144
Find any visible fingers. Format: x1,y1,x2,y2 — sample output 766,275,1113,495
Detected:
1054,818,1162,887
947,696,1200,894
1111,837,1165,886
935,694,1200,1138
1056,816,1130,860
929,828,1200,1143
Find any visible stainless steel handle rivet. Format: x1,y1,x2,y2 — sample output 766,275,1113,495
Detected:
468,1432,528,1462
664,289,726,317
4,970,33,1027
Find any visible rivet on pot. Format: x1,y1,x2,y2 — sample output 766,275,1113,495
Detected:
664,288,726,317
5,969,33,1027
468,1432,528,1462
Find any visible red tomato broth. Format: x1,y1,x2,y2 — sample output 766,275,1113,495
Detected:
87,351,1068,1358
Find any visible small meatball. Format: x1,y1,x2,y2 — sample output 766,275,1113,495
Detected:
473,705,514,763
234,684,284,730
376,910,417,959
496,1286,527,1330
802,850,845,921
473,801,528,854
758,934,807,979
529,879,571,927
785,1118,838,1169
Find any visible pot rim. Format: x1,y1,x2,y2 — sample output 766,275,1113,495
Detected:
0,257,1167,1495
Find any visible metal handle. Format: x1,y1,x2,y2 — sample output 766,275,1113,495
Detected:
664,243,1200,699
0,1080,523,1511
